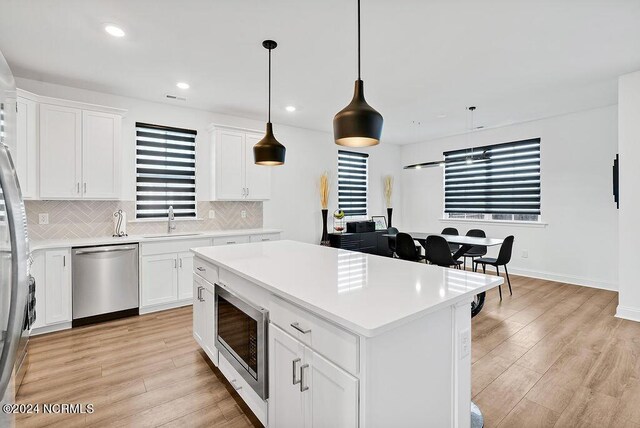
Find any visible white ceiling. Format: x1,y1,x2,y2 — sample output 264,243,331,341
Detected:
1,0,639,144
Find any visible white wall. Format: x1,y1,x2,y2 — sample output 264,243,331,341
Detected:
617,71,640,320
400,105,619,290
16,77,402,244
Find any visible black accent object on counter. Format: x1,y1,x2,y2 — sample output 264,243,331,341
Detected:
320,209,330,246
613,154,619,209
387,208,393,228
347,220,375,234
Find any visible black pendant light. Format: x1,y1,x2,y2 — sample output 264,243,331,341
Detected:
254,40,286,166
333,0,383,147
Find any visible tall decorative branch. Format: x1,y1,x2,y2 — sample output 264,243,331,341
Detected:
384,175,394,208
319,172,330,210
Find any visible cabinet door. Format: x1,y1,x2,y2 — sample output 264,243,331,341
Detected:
269,324,306,428
201,285,215,358
244,133,271,200
44,249,72,325
304,348,359,428
177,251,194,300
82,111,121,199
39,104,82,199
16,97,38,199
141,254,178,307
193,276,204,345
214,129,244,200
30,251,45,329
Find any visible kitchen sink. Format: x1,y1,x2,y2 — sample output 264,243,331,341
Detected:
143,233,203,239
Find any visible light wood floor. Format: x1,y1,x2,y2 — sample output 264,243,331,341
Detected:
16,275,640,427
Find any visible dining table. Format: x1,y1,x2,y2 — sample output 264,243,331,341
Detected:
404,232,504,261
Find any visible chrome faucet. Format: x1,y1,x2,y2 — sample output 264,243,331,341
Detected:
168,205,176,234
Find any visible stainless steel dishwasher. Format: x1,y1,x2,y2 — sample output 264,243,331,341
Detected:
72,243,139,327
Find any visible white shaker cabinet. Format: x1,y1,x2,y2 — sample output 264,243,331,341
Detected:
43,249,72,325
210,126,271,201
269,324,359,428
140,254,179,307
39,101,123,200
193,275,216,362
39,104,82,199
16,94,38,199
82,110,121,199
177,251,194,300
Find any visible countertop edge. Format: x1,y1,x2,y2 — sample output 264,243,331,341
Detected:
30,229,282,251
191,248,504,338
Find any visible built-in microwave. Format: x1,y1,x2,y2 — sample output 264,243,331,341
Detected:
215,283,269,399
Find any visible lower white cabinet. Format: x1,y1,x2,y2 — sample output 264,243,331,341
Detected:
140,253,178,307
268,324,359,428
31,248,72,332
193,275,216,363
178,251,194,300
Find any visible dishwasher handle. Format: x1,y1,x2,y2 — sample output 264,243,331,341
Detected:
75,246,138,255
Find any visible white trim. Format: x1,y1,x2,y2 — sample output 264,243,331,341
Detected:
207,123,261,134
616,306,640,323
20,89,128,116
507,266,617,291
31,322,71,336
439,218,548,228
139,299,192,315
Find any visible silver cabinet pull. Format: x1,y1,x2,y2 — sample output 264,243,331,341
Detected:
197,286,204,301
83,182,87,194
246,187,249,197
226,241,236,245
300,364,309,392
179,258,183,268
290,322,311,334
292,358,301,385
173,259,177,269
63,255,66,267
261,238,270,242
196,266,206,272
76,182,80,194
75,247,137,255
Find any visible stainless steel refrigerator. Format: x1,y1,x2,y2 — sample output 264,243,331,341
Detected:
0,49,30,427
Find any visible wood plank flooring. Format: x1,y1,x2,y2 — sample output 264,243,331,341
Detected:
15,274,640,427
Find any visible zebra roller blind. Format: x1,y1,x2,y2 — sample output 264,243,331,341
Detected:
136,122,197,219
444,138,541,215
338,150,369,217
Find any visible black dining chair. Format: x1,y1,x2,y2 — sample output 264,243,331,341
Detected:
424,235,463,269
395,233,425,262
387,227,399,257
463,229,487,271
441,227,460,254
474,235,514,300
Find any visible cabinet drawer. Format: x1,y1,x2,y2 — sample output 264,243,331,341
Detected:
141,238,211,256
212,235,251,246
249,233,280,243
218,355,267,425
269,295,359,375
194,257,219,286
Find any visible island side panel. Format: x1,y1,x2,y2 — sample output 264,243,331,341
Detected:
363,302,471,428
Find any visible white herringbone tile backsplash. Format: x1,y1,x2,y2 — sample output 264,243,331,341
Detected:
25,200,263,240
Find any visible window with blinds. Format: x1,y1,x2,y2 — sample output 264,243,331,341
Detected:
338,150,369,217
444,138,541,220
136,123,197,219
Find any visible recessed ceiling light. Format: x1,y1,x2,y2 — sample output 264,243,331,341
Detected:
176,82,190,90
104,25,125,38
285,106,296,112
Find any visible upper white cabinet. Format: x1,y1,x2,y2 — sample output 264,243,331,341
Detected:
40,102,123,200
16,93,38,199
39,104,83,199
82,110,121,199
210,126,271,201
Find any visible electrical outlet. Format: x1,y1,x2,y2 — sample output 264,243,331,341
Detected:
208,210,215,219
522,249,529,258
241,210,247,219
459,329,471,360
38,213,49,225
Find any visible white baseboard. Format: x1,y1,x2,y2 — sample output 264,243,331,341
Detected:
139,300,192,315
616,305,640,322
31,322,72,336
506,267,617,291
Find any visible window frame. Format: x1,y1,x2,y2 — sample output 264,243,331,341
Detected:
135,122,198,220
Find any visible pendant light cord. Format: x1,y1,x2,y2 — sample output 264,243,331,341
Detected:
357,0,361,80
268,47,272,123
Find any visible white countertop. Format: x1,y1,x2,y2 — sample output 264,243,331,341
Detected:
192,240,503,337
30,228,281,251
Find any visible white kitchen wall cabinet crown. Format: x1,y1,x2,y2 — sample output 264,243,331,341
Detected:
16,91,38,199
209,125,271,201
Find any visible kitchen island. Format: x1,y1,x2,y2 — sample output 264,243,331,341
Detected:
191,240,502,427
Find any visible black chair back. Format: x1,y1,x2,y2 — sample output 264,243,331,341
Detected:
496,235,515,265
395,233,419,262
425,235,457,267
387,227,399,253
465,229,487,256
441,227,459,252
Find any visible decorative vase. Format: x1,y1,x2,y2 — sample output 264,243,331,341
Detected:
387,207,393,228
320,209,330,246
